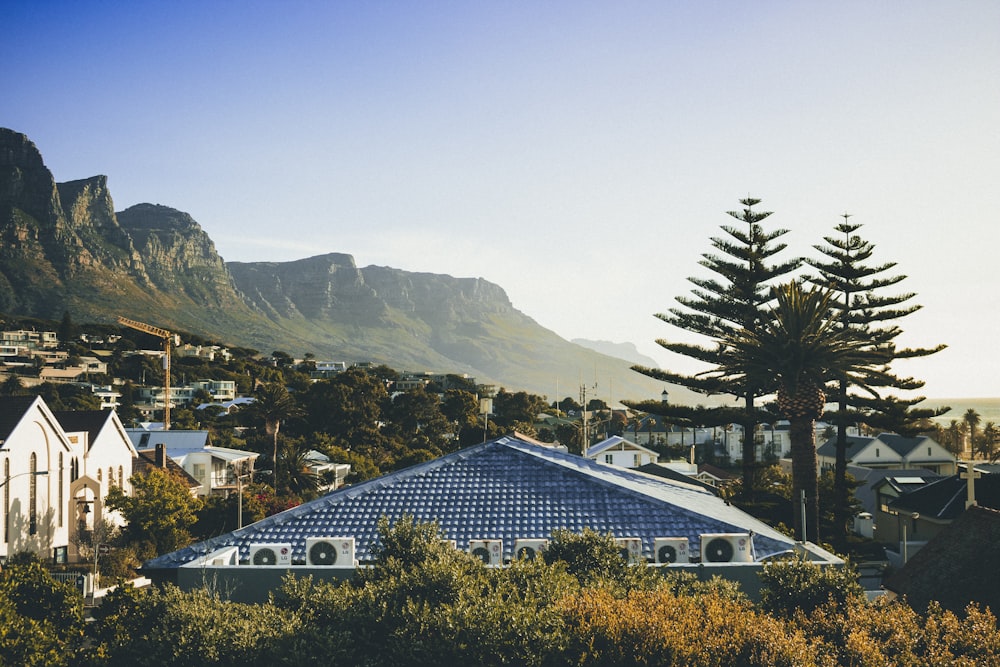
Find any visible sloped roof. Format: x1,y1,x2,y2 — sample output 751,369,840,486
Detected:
144,434,801,570
879,433,931,457
635,463,720,496
0,396,42,441
586,435,658,458
53,410,120,452
888,470,1000,521
884,505,1000,613
851,465,942,515
134,449,202,490
125,429,211,453
816,435,874,459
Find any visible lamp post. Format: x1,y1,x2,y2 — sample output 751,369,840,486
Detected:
0,469,49,489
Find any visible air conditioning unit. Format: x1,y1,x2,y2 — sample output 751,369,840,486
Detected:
514,538,548,561
469,539,503,566
700,533,753,563
249,543,292,566
653,537,689,564
615,537,644,563
440,539,457,549
306,537,356,567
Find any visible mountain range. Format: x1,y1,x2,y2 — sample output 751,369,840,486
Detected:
0,128,689,404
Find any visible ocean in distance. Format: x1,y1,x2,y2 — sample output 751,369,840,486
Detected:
924,397,1000,425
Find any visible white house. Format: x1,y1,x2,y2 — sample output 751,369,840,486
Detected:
817,433,957,476
125,429,258,497
586,435,660,468
0,396,73,563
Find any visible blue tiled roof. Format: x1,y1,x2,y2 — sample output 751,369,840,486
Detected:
144,435,797,569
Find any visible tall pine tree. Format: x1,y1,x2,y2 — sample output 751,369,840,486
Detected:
805,215,946,547
629,198,800,494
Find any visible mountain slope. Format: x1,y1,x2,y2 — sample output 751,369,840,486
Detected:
0,127,681,402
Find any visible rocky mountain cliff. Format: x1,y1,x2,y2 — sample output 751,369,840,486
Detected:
0,128,678,402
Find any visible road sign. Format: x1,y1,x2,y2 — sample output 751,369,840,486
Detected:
98,544,111,556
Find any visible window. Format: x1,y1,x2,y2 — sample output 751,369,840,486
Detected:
875,448,880,458
604,454,614,464
633,454,641,467
29,453,37,536
97,469,102,482
192,463,206,483
928,447,932,457
108,467,114,486
3,459,8,543
118,466,124,488
58,453,63,527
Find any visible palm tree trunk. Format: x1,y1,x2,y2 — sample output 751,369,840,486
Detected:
789,416,820,543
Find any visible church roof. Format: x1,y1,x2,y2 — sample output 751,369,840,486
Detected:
144,434,800,570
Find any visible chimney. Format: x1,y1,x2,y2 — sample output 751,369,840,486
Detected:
156,443,167,468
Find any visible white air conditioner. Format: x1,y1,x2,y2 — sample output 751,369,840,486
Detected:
469,539,503,566
440,539,457,549
700,533,753,563
249,543,292,566
653,537,689,564
615,537,644,563
306,537,356,567
514,538,548,561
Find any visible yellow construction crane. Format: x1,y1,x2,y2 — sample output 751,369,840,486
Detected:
117,316,179,430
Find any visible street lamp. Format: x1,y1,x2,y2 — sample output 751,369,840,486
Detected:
0,470,48,489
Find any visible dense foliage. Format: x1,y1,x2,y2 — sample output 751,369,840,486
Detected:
5,519,999,666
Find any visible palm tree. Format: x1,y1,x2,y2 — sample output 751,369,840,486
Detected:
247,383,302,490
964,409,981,458
980,422,999,462
717,281,890,542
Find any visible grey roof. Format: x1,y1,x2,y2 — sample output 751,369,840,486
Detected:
816,435,874,459
586,435,657,457
144,434,799,570
849,465,942,515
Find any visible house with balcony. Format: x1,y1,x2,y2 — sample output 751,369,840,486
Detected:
124,429,258,498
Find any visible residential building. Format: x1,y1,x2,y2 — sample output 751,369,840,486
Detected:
143,434,841,602
586,435,659,468
883,505,1000,614
817,433,956,475
124,429,258,497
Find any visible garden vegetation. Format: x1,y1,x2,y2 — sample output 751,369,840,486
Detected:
3,518,998,666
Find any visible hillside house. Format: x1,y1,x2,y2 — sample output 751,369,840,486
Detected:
125,429,257,497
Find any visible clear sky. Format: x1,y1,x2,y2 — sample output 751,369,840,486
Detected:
3,2,998,399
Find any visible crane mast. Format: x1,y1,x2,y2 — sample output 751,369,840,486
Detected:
117,316,177,430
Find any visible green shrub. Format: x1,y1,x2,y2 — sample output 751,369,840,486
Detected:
758,555,864,617
0,554,85,667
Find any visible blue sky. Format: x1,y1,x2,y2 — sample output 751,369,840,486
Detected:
3,1,999,399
